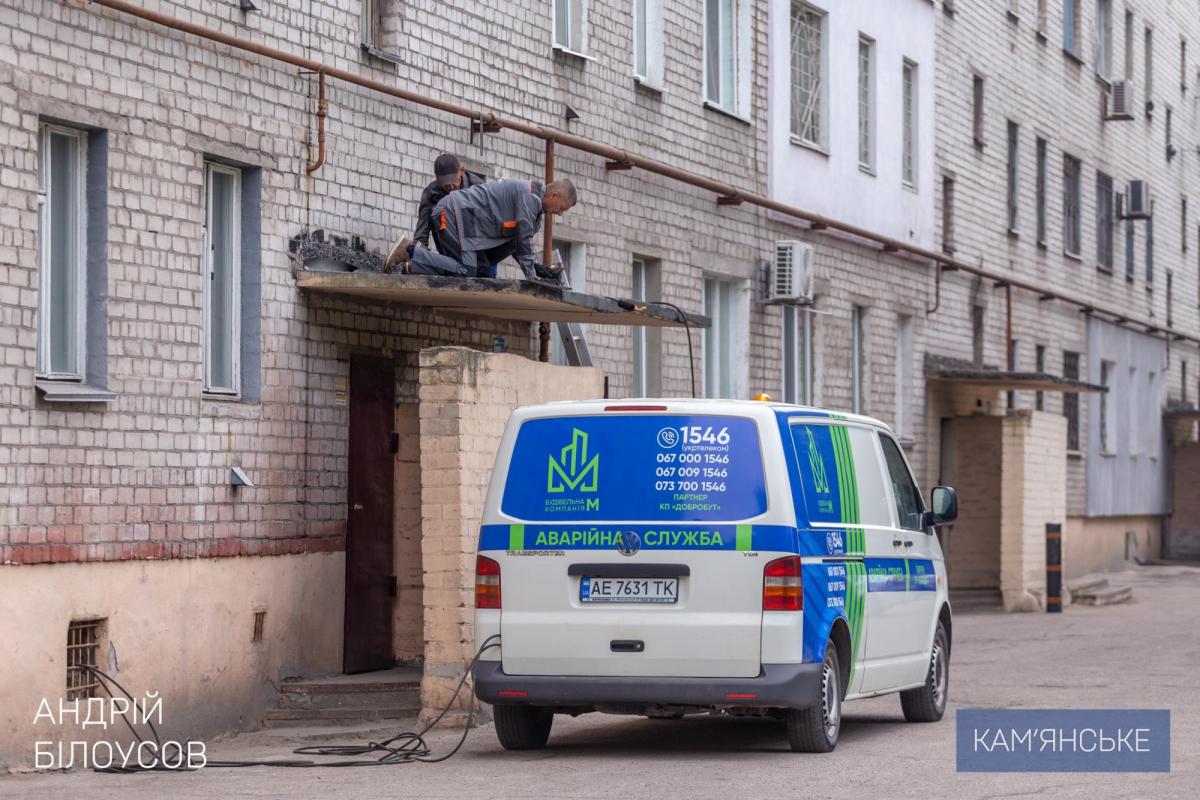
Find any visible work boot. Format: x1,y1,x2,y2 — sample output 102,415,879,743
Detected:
383,236,414,273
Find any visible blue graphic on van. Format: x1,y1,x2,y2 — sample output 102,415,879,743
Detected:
501,415,767,522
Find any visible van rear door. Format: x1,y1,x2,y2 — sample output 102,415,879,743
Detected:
491,412,780,679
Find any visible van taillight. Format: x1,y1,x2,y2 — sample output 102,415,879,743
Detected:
475,555,502,609
763,556,802,611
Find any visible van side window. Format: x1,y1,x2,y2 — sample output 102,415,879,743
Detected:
788,422,891,528
878,434,925,531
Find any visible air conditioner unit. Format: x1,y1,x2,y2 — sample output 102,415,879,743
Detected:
1106,80,1135,120
1124,180,1151,219
772,241,815,303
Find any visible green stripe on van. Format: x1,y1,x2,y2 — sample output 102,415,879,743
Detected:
508,524,525,551
735,524,752,551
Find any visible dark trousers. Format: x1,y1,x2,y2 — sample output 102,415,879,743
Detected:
410,228,519,278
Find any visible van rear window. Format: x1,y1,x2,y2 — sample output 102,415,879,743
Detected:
501,415,767,521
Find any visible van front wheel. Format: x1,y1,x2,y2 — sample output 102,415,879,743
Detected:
493,705,553,750
785,643,842,753
900,622,949,722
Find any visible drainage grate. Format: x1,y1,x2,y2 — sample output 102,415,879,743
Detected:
66,619,103,701
252,610,266,643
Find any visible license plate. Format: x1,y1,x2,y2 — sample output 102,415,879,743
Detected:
580,577,679,604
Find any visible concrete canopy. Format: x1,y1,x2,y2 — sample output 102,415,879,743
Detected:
296,271,710,328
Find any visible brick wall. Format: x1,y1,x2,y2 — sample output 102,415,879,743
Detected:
417,347,604,717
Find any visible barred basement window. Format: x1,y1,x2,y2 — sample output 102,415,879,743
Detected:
66,619,104,701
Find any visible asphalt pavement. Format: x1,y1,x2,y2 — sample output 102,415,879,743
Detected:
3,564,1197,799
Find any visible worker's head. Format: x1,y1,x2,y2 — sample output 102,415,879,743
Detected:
433,153,465,192
543,180,578,217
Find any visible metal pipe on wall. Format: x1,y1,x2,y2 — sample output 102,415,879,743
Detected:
85,0,1200,350
305,70,327,175
539,140,555,363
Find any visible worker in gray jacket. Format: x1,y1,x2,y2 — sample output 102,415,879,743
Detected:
384,178,577,281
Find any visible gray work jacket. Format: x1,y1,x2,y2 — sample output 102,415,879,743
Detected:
435,179,545,273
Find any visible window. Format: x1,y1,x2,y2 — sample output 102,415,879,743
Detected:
1008,339,1019,410
1063,0,1080,57
782,306,814,405
972,75,985,148
902,59,918,187
1123,9,1134,80
1037,0,1048,37
1166,106,1174,156
1096,171,1114,270
790,3,825,145
1099,360,1115,452
554,0,588,54
857,35,875,170
1182,197,1189,253
1145,27,1154,98
1125,218,1135,280
942,175,956,254
360,0,380,48
204,163,243,394
1166,270,1174,327
1063,351,1080,450
1184,360,1190,406
1035,344,1046,411
879,434,924,532
37,124,87,380
972,304,985,365
895,315,913,440
1006,121,1019,232
1128,366,1139,454
1146,202,1154,284
1062,154,1082,256
633,0,665,86
1007,0,1020,19
851,305,867,414
1035,137,1048,245
67,619,104,701
703,276,745,398
1181,38,1188,92
630,257,662,396
1095,0,1112,78
706,0,750,116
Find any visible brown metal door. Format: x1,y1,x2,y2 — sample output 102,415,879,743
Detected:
343,355,396,674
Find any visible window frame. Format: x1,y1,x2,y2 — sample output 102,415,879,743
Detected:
1062,154,1082,257
632,0,665,88
1006,120,1019,233
632,258,648,396
36,123,89,381
1063,350,1081,451
782,305,814,406
702,274,747,399
203,161,243,396
1063,0,1081,58
1094,0,1112,79
851,305,867,414
894,315,913,441
553,0,590,56
1035,136,1048,245
972,74,985,148
857,34,876,172
942,174,957,255
1095,171,1114,271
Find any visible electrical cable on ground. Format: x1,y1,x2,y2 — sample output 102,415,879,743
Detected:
85,635,501,772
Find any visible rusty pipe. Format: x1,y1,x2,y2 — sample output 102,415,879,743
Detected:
926,263,942,316
305,70,327,175
1005,283,1014,371
538,139,555,363
86,0,1200,349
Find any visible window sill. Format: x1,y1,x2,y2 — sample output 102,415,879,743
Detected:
1007,227,1019,239
552,44,595,62
633,75,664,94
1036,238,1048,249
1063,48,1084,66
1063,250,1083,262
202,390,243,402
789,135,828,155
902,181,918,194
1036,29,1048,43
1096,264,1114,275
704,100,752,125
1066,449,1083,459
35,380,115,403
858,163,876,177
360,43,405,66
1099,449,1117,458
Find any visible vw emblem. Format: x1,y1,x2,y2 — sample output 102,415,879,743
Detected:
616,531,642,556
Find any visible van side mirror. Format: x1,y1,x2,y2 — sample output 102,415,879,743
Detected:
924,486,958,527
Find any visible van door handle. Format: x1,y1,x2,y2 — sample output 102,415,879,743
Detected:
903,540,914,548
892,539,903,548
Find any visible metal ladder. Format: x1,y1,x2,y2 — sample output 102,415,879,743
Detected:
550,252,592,367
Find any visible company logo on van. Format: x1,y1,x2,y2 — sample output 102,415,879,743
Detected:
806,428,830,495
547,428,600,497
616,530,642,556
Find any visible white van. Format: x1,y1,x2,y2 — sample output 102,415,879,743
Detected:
473,400,958,752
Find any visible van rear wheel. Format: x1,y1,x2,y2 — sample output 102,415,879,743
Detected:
493,705,553,750
900,622,949,722
785,643,842,753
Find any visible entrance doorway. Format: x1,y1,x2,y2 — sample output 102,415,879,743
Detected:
343,355,396,674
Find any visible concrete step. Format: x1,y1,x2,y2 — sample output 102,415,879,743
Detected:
1067,576,1109,594
1072,584,1133,606
261,705,419,729
276,666,421,711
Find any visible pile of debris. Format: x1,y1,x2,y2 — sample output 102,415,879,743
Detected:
1067,575,1133,606
289,229,384,273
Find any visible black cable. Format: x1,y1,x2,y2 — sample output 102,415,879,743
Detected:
86,635,501,771
615,298,697,398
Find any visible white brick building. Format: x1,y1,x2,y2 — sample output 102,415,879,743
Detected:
1,0,1197,767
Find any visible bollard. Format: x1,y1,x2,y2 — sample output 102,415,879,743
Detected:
1045,523,1063,613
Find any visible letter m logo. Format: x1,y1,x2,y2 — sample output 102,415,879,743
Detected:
547,428,600,493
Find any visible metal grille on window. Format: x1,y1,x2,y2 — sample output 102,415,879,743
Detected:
1097,172,1114,269
1063,156,1081,255
791,4,822,145
66,620,102,701
1063,352,1080,451
857,37,872,168
902,61,916,185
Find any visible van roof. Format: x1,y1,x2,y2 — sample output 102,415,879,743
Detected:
518,398,893,432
